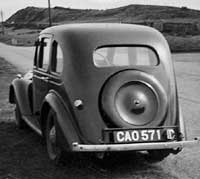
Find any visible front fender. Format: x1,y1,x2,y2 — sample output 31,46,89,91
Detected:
9,78,32,116
43,91,81,151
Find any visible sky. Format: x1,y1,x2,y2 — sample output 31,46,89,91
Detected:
1,0,200,20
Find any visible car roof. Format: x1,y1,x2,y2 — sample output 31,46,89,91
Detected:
41,23,169,53
42,23,156,34
40,23,171,72
41,23,161,41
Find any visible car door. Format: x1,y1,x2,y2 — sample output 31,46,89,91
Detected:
32,35,52,114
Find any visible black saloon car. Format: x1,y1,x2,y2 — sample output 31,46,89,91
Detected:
9,23,198,163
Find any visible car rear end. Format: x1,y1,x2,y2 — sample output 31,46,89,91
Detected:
74,44,183,154
59,24,196,157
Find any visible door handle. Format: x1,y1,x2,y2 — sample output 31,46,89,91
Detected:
41,77,50,81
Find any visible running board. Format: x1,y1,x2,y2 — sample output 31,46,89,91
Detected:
22,115,42,136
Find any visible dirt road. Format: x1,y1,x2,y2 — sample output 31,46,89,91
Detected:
0,42,34,72
0,43,200,179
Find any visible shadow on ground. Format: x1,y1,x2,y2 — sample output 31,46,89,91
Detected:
0,122,177,179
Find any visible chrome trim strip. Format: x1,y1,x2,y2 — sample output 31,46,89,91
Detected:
72,139,200,152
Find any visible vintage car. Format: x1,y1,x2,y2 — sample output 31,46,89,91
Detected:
9,23,198,163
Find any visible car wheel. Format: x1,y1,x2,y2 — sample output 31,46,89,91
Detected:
45,109,63,164
146,149,170,163
15,99,26,129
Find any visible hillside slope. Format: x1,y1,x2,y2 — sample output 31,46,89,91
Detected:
3,5,200,52
6,5,200,24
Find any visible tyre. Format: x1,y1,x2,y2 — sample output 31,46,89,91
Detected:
145,149,171,163
15,100,27,129
45,109,63,164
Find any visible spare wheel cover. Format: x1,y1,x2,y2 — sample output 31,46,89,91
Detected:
100,70,168,128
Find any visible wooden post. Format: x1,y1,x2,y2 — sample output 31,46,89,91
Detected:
48,0,52,27
0,10,4,35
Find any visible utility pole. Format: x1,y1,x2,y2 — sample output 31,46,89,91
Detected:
0,10,4,35
48,0,52,27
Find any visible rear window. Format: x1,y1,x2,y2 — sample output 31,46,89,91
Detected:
93,46,158,67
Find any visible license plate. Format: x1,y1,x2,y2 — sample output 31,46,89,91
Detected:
113,128,177,143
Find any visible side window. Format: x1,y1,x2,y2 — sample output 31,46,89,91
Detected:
34,40,39,66
51,41,64,74
56,45,64,73
41,38,51,70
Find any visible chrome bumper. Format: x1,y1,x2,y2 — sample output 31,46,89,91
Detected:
72,138,200,152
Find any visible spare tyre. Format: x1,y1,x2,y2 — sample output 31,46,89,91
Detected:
100,70,167,128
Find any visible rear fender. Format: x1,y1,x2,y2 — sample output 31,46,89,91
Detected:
41,91,81,151
9,78,32,116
